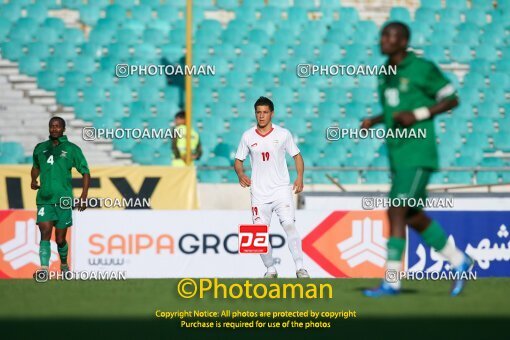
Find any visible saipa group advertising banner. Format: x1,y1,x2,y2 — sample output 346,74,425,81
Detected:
0,165,198,210
0,209,508,279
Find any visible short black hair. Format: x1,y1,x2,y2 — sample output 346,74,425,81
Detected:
49,116,66,129
175,110,185,119
382,21,411,41
254,96,274,112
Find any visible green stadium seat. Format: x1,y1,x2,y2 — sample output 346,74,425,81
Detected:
1,41,23,61
0,142,25,163
131,143,157,164
62,28,85,45
0,3,22,23
19,56,41,76
389,7,411,23
472,0,495,10
235,5,258,24
129,101,152,119
420,0,442,10
232,57,257,74
365,171,390,184
42,17,65,33
56,86,79,106
106,4,127,22
74,101,97,120
110,84,133,104
239,43,263,60
415,8,436,25
90,28,116,46
73,56,96,74
480,157,505,167
62,0,82,9
424,45,447,64
131,5,153,23
477,102,500,118
27,3,48,23
477,172,499,184
82,86,106,105
54,42,78,61
37,70,60,91
323,88,348,105
465,10,488,26
101,101,125,119
120,117,144,130
112,137,138,153
115,28,139,46
446,171,472,184
338,7,359,23
63,70,87,89
454,30,479,48
79,5,101,26
439,9,462,25
156,4,180,22
450,44,473,63
489,72,510,87
213,142,236,160
252,71,274,88
494,132,510,150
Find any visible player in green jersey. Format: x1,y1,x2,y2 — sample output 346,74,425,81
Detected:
31,117,90,277
361,22,473,297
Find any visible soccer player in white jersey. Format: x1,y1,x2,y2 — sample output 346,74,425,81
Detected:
234,96,309,279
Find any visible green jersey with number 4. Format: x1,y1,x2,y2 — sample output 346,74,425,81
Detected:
378,52,457,170
33,135,89,205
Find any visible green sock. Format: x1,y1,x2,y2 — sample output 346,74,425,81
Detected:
58,241,68,265
39,240,51,267
421,220,448,251
387,237,406,261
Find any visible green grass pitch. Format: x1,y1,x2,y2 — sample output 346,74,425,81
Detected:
2,278,509,339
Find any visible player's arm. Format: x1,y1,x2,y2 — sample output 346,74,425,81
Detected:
293,153,304,194
171,137,181,160
30,166,40,190
234,134,251,187
393,97,458,127
361,114,384,129
74,146,90,211
394,63,458,127
234,159,251,187
31,147,40,190
192,140,203,160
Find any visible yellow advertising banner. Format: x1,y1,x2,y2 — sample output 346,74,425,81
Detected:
0,166,198,210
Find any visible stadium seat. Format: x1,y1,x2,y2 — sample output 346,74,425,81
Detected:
56,86,79,106
447,171,473,184
420,0,442,10
476,172,499,184
1,41,23,61
414,8,436,25
18,56,41,76
37,70,60,91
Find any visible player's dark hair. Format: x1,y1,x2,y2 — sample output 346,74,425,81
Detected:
254,96,274,112
49,116,66,129
175,110,185,119
383,21,411,42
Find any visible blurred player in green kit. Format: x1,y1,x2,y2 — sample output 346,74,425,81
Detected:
31,117,90,276
360,22,473,297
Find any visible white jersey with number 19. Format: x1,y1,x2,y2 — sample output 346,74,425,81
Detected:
235,125,300,204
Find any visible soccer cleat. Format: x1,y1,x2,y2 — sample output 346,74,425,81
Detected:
450,254,474,297
363,281,400,297
263,271,278,278
33,267,49,281
60,264,70,274
296,268,310,278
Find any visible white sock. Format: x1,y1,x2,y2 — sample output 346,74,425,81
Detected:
386,260,402,290
282,222,304,271
260,245,276,273
439,241,465,268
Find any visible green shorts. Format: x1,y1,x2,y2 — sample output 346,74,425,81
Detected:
36,204,73,229
389,168,432,209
